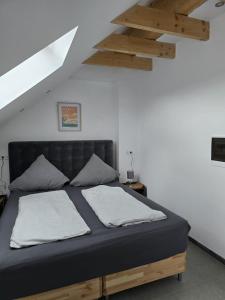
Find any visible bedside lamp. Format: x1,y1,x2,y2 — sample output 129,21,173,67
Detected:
126,151,136,183
127,170,135,183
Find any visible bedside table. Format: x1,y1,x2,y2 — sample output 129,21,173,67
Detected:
0,195,7,216
123,182,147,196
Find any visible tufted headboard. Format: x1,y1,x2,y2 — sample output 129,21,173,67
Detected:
8,140,114,182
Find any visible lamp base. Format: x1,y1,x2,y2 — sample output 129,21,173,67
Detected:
127,170,136,183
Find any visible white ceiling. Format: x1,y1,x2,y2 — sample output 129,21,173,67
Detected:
0,0,225,125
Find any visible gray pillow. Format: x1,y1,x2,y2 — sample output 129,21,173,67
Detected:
70,154,118,186
9,154,69,191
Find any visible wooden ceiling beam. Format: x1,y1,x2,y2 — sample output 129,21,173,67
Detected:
83,51,152,71
115,5,209,41
95,34,175,59
149,0,206,15
125,28,161,41
126,0,207,40
83,0,208,71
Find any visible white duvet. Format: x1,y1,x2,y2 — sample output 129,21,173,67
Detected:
10,190,90,248
82,185,167,227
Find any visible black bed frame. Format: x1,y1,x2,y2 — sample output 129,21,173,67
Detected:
8,140,114,182
7,140,185,300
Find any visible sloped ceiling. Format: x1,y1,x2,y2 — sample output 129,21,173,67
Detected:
0,0,140,125
0,0,225,126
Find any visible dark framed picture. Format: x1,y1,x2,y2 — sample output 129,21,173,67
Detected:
57,102,81,131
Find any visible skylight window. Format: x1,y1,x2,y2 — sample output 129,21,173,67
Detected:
0,26,78,110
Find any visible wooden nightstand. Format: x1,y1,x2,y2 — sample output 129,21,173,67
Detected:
123,182,147,196
0,195,7,216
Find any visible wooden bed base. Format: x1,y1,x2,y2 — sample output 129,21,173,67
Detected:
19,278,102,300
19,252,186,300
103,252,186,296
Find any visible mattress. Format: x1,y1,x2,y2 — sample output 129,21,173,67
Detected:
0,182,190,299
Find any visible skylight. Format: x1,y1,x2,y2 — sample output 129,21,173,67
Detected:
0,26,78,110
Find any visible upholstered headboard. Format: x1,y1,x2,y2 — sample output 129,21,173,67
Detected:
8,140,114,182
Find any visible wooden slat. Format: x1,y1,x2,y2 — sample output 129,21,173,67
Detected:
149,0,206,14
95,34,175,59
103,252,186,296
127,0,206,40
125,28,161,41
19,278,102,300
113,5,209,41
84,0,208,71
83,51,152,71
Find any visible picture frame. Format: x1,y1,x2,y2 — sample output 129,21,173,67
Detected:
57,102,81,131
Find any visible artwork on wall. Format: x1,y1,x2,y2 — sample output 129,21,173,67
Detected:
57,102,81,131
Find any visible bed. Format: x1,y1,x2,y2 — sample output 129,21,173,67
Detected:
0,140,190,300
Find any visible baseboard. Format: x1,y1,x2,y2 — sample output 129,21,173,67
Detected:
189,237,225,265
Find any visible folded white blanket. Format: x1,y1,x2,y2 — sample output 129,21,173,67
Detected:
10,190,90,248
82,185,167,227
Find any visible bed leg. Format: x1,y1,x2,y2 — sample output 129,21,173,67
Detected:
177,273,183,281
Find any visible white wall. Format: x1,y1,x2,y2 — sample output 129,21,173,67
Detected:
117,13,225,259
0,78,118,186
118,85,141,182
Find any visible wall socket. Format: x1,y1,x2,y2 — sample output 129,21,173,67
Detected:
1,155,8,160
126,150,133,155
0,183,6,195
0,156,8,195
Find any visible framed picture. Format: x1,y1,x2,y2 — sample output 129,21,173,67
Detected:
57,102,81,131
